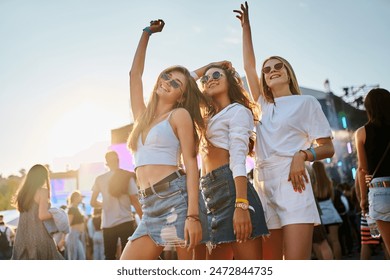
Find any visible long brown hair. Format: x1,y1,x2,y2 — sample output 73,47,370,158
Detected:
14,164,51,212
128,65,206,154
201,64,259,156
259,56,301,103
364,88,390,126
312,161,334,200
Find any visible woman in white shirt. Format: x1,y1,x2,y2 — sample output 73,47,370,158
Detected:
235,2,335,259
191,63,268,259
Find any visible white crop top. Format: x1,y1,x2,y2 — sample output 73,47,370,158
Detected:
133,111,181,169
205,103,254,178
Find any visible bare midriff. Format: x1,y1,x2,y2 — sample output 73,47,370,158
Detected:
201,145,229,176
136,165,181,190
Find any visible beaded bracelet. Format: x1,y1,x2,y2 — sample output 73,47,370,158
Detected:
142,27,152,36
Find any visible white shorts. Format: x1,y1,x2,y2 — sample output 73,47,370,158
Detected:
254,156,321,230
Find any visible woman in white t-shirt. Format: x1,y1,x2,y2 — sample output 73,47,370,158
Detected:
235,2,335,259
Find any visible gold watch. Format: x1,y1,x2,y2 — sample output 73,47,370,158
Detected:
235,202,249,210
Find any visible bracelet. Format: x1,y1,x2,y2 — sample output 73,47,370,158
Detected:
307,147,317,161
298,150,308,161
186,215,200,222
142,27,152,36
235,198,249,204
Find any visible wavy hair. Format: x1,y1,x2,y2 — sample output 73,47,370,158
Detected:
259,56,301,103
128,66,206,154
201,64,259,156
14,164,51,212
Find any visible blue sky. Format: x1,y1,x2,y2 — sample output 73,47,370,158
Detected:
0,0,389,176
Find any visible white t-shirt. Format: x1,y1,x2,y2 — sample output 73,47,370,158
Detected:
255,94,332,163
92,170,138,228
206,103,254,178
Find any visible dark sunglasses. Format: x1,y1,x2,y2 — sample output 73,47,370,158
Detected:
161,72,181,89
262,62,284,74
200,71,224,85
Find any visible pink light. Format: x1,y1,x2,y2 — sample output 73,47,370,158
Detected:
347,142,352,154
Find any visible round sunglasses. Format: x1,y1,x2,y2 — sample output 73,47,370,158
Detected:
262,62,284,74
200,71,224,85
161,72,182,90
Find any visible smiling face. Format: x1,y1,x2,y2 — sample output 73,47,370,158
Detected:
156,70,186,103
262,58,289,88
201,67,228,99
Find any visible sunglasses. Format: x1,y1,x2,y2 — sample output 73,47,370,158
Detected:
200,71,224,85
262,62,284,74
161,72,182,89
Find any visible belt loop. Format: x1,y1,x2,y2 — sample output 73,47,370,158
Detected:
175,170,181,177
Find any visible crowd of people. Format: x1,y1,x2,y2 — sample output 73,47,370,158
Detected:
1,2,389,260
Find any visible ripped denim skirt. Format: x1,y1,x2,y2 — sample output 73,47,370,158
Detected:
129,172,208,246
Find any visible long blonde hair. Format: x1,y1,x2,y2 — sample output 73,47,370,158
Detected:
128,65,206,153
259,56,301,103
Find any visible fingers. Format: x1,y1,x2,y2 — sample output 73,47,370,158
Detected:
233,210,252,243
185,221,201,251
235,223,252,242
289,173,307,193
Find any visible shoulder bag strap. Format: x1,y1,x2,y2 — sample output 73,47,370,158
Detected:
371,141,390,179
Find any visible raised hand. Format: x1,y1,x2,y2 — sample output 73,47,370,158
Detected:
233,1,249,27
148,19,165,34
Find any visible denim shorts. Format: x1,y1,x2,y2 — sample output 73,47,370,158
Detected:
318,198,343,225
368,177,390,222
200,164,268,246
130,175,208,246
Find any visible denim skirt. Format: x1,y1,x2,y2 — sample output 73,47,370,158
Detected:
200,164,268,246
130,175,208,246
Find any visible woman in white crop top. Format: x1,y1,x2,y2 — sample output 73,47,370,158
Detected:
120,20,207,260
191,63,268,260
235,2,335,260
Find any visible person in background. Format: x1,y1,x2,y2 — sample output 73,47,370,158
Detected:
90,150,142,260
66,190,86,260
12,164,64,259
120,19,206,260
87,207,104,260
306,165,334,260
0,214,15,260
312,161,343,259
235,2,334,259
355,87,390,256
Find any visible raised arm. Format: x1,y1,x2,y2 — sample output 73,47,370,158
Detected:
191,60,233,81
129,20,165,120
234,2,261,101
